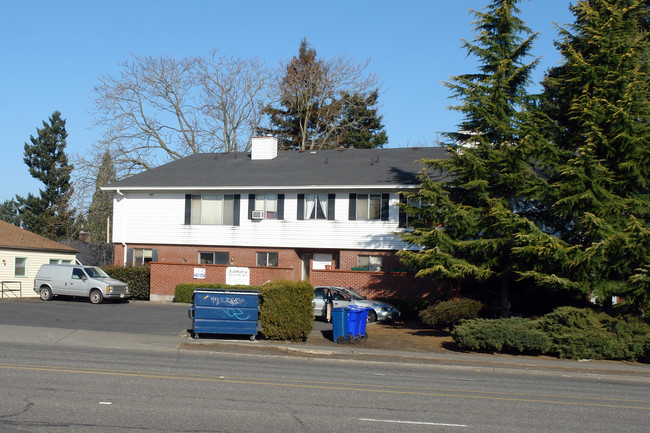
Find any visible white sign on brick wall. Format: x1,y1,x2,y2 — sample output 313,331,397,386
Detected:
226,267,250,285
193,268,206,279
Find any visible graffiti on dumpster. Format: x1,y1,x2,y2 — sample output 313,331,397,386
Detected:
202,295,247,307
225,308,251,321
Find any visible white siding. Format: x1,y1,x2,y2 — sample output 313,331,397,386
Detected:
112,191,414,250
0,249,76,298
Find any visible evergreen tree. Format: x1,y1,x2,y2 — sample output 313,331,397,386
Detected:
534,0,650,314
16,111,76,239
264,38,383,150
335,91,388,149
398,0,549,312
0,199,20,225
85,149,117,242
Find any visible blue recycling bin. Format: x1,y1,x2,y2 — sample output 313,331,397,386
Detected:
346,306,361,342
188,289,259,340
347,306,371,341
331,307,349,344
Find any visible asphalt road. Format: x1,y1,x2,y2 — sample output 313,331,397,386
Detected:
2,340,649,432
1,299,649,432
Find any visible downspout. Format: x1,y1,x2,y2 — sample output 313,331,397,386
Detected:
116,189,127,266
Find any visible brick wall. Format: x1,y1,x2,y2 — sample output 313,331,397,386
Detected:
150,262,297,297
310,269,448,299
112,244,449,300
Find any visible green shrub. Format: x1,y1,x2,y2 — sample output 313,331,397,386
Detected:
539,307,650,361
452,317,551,354
419,298,484,329
102,266,150,300
174,283,259,304
259,280,314,342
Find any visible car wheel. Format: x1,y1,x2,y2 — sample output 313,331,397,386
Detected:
367,310,377,323
39,287,53,301
89,289,103,304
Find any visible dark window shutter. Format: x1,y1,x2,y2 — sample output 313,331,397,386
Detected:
184,194,192,225
152,249,159,262
233,195,240,226
327,193,335,220
126,248,133,266
248,194,255,220
277,194,285,220
348,194,357,220
297,194,305,220
381,193,389,221
398,194,407,228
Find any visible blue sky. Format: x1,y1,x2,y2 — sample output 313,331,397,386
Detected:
0,0,575,204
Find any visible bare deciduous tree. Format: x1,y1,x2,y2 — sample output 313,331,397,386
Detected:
90,52,270,179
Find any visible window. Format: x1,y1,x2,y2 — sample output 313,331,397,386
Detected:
399,195,424,228
297,193,335,220
199,252,229,265
127,248,158,266
185,194,240,226
49,259,73,264
357,255,382,271
256,252,278,267
72,268,85,279
349,193,389,221
14,257,27,277
248,194,284,220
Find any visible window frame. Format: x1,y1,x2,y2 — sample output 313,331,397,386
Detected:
357,255,383,271
14,257,27,277
248,194,284,220
256,252,279,267
348,193,389,221
198,251,230,265
185,194,240,226
297,193,335,220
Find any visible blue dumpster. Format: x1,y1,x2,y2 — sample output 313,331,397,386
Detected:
188,289,259,340
331,307,349,344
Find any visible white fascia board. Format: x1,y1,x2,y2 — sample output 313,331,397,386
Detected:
101,184,421,192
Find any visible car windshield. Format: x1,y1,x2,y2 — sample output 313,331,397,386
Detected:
84,267,109,278
341,288,364,300
344,287,366,300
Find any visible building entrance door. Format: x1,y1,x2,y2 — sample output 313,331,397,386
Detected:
301,254,311,281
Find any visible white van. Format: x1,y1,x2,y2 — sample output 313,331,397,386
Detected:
33,264,130,304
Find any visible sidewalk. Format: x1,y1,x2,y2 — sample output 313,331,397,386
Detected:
2,322,649,382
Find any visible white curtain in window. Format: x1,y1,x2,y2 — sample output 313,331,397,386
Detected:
304,194,316,219
317,194,328,219
357,194,369,220
202,195,220,224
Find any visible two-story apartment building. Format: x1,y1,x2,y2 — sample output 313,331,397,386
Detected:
103,137,450,301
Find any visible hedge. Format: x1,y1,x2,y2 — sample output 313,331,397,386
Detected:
175,280,314,342
258,280,314,342
452,307,650,361
102,265,150,300
175,283,260,304
419,298,484,330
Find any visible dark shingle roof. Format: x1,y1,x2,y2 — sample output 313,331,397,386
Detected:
104,147,449,190
0,220,77,253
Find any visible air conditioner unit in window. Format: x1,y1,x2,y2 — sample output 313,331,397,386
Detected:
251,210,265,220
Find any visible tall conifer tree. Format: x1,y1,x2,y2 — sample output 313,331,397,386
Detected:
16,111,76,239
534,0,650,313
398,0,549,312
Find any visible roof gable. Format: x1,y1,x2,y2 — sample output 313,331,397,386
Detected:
0,220,77,253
